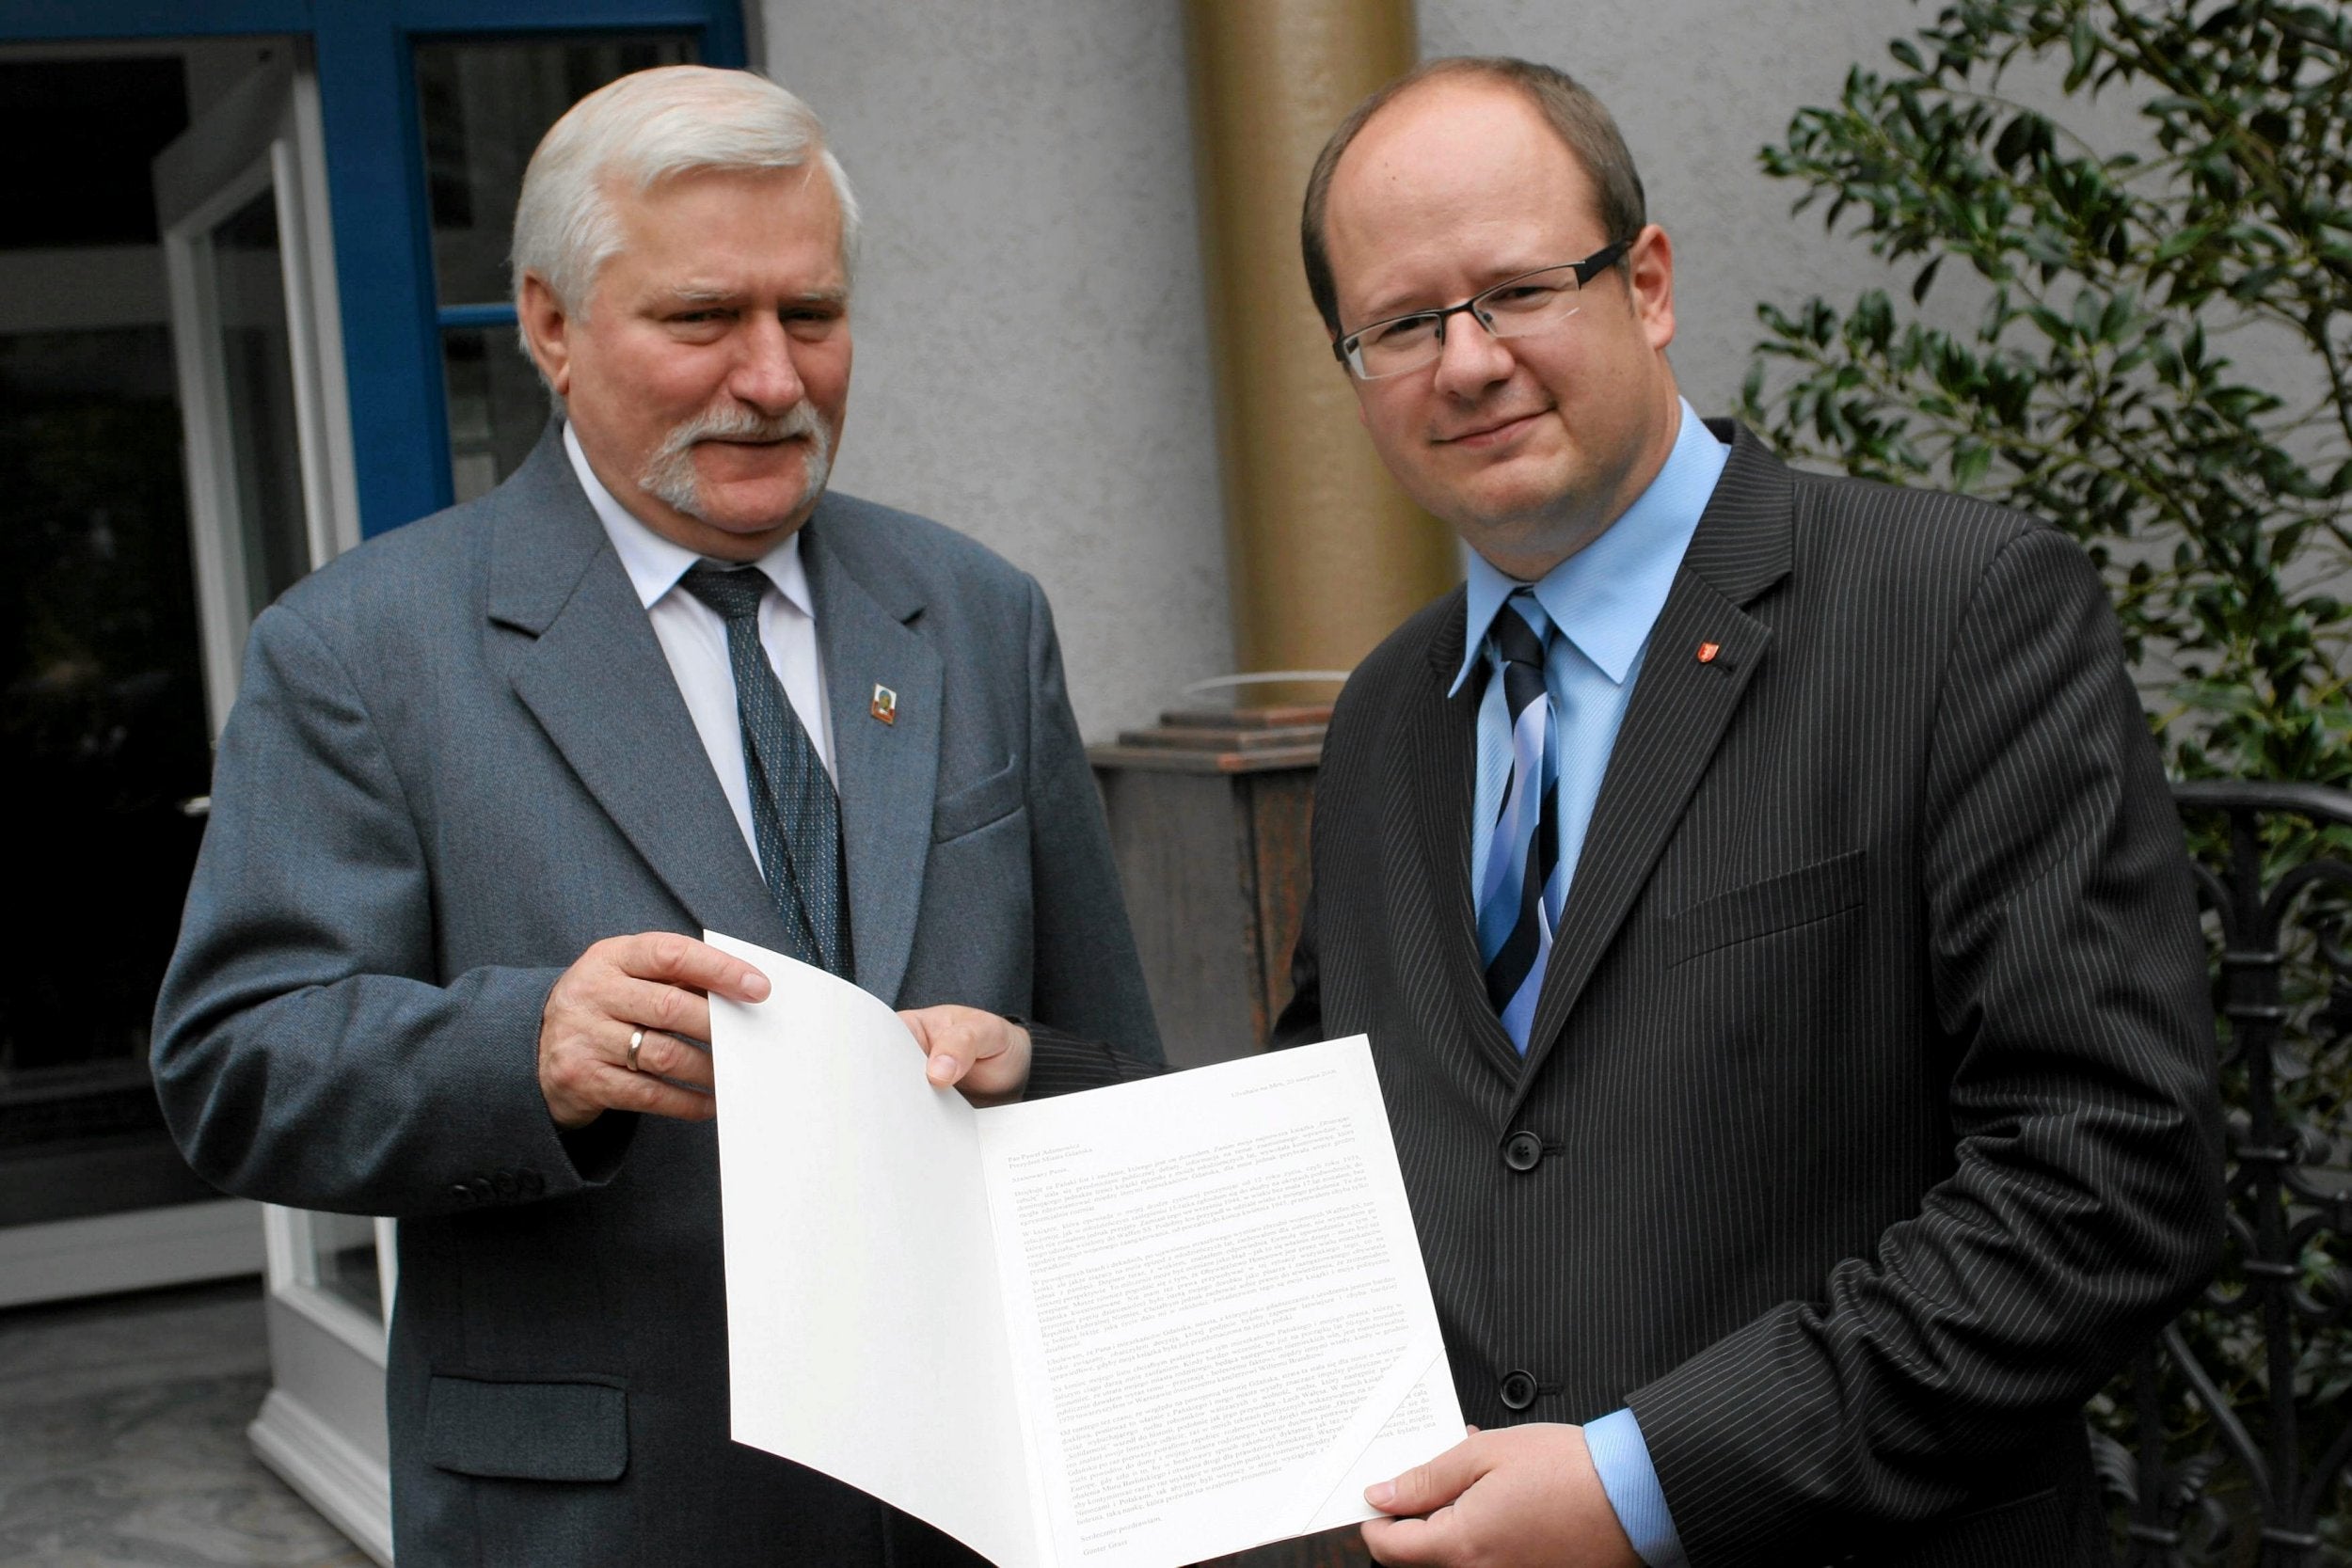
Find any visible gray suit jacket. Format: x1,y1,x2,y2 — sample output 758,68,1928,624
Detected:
154,427,1160,1566
1275,424,2223,1566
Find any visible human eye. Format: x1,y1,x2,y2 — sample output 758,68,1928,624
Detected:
1481,277,1566,314
783,301,846,339
1365,312,1439,348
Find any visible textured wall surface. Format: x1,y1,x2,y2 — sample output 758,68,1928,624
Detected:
759,2,1232,740
1419,0,1917,422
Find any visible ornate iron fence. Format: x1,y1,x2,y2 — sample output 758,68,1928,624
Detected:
2100,781,2352,1565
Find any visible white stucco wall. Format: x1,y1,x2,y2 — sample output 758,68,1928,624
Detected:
757,3,1231,742
1419,0,1926,420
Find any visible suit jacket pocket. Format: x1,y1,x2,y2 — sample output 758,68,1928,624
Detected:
933,756,1024,843
1663,848,1867,969
422,1374,628,1481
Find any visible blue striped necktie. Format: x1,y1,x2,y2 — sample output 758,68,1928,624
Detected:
678,563,852,980
1478,591,1560,1053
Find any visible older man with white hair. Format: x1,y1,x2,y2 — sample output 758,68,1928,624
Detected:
154,66,1158,1565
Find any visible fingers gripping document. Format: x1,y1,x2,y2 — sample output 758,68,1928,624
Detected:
706,933,1466,1568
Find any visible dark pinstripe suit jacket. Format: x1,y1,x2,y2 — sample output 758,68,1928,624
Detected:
1274,423,2223,1566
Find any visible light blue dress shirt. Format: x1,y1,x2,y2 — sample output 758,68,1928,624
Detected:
1450,398,1727,1568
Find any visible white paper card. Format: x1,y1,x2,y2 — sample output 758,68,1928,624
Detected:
707,932,1037,1567
708,933,1466,1568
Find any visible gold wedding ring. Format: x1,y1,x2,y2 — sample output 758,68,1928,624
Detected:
627,1028,646,1072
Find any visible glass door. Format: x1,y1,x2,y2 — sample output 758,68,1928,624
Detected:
156,47,358,729
153,45,392,1565
0,40,248,1307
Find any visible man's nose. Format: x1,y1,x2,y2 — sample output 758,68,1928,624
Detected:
1429,310,1514,399
729,313,808,412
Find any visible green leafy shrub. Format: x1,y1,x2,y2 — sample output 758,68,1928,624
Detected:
1740,3,2351,1557
1741,0,2350,787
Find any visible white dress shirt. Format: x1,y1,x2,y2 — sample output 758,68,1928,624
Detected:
563,423,836,865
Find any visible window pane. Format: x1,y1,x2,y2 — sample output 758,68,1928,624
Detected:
441,325,548,503
415,34,698,310
306,1212,384,1321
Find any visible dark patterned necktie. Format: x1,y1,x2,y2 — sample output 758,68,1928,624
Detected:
1477,590,1559,1052
678,563,851,979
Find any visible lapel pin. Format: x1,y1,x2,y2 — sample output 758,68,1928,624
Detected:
869,684,898,725
1696,641,1721,664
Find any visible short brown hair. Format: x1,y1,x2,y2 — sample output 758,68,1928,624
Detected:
1300,56,1647,335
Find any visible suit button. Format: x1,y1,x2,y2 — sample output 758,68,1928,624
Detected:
517,1168,545,1197
492,1171,518,1198
1502,1132,1543,1172
1499,1370,1538,1411
468,1178,496,1203
450,1183,476,1206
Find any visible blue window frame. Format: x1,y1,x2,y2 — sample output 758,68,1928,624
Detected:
0,0,746,536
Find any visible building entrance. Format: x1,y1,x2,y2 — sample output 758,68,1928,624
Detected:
0,37,299,1305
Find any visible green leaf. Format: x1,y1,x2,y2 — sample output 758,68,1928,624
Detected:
1952,438,1993,489
2065,13,2096,91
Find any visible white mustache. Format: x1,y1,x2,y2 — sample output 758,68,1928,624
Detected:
658,401,829,451
640,401,833,522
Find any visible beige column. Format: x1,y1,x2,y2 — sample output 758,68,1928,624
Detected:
1184,0,1459,696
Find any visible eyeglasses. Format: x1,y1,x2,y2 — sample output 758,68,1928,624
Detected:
1332,239,1632,381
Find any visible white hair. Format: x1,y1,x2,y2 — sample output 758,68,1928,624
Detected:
511,64,862,327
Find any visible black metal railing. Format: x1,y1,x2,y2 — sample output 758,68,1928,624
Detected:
2101,781,2352,1565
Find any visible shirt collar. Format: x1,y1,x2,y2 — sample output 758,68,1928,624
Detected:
564,420,815,619
1449,397,1728,695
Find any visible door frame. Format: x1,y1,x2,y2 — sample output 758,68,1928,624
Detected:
156,47,359,731
152,50,399,1560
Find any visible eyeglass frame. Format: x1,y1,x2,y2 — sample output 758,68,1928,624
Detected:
1330,237,1634,381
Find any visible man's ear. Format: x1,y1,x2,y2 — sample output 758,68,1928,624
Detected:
1626,223,1677,353
516,272,574,398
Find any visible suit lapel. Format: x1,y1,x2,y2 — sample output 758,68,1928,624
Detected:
1515,426,1795,1094
801,505,943,1006
490,428,793,953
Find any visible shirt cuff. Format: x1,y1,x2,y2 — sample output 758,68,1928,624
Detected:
1583,1406,1687,1568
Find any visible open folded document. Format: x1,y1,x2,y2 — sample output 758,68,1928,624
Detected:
707,932,1467,1568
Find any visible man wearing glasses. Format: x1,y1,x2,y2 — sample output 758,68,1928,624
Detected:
1277,56,2221,1566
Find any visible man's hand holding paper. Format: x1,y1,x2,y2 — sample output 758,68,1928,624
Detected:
535,929,1035,1130
903,1005,1033,1105
1361,1425,1641,1568
535,930,773,1128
